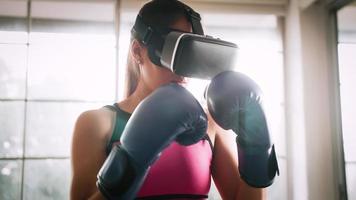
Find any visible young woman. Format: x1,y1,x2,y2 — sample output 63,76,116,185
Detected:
70,0,265,199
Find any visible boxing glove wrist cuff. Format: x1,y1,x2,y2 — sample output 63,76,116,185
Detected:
237,144,279,188
97,145,149,200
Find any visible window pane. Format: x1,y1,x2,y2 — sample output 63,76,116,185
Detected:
346,163,356,200
338,43,356,162
30,0,114,35
27,39,116,101
27,0,116,101
203,14,282,52
0,0,28,44
25,102,104,157
23,159,70,200
0,17,28,44
0,44,27,99
267,157,287,200
0,160,22,200
0,101,24,158
31,1,114,22
337,5,356,200
31,19,114,35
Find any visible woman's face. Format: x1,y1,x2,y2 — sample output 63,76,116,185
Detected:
135,17,192,92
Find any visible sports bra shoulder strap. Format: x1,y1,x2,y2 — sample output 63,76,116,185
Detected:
103,104,120,112
203,134,214,153
104,103,131,155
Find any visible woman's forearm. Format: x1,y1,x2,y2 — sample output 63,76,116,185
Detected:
88,190,105,200
236,180,266,200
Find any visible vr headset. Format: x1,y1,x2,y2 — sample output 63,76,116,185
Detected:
131,5,238,79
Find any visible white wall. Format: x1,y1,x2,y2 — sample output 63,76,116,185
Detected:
284,0,308,199
284,0,347,199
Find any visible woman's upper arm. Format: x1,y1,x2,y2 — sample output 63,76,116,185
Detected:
70,110,110,200
211,126,266,200
211,127,240,200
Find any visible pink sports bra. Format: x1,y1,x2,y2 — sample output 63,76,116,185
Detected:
104,103,213,199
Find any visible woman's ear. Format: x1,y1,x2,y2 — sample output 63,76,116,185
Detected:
130,39,143,65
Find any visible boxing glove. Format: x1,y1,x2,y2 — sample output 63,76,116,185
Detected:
97,83,208,199
206,71,279,188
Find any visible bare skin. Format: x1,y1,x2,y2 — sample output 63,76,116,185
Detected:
70,18,265,200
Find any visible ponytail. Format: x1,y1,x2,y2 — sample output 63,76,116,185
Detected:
124,39,140,98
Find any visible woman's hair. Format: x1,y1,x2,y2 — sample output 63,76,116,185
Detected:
124,0,190,97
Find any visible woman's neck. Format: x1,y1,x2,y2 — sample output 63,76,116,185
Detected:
118,79,153,114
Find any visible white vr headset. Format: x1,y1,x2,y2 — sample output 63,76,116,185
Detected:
131,7,238,79
161,31,238,79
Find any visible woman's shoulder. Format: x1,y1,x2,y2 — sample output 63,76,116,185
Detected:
71,108,115,199
73,107,115,141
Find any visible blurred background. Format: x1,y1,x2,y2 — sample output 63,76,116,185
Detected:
0,0,355,199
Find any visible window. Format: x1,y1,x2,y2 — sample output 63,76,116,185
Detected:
337,3,356,199
0,1,116,199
